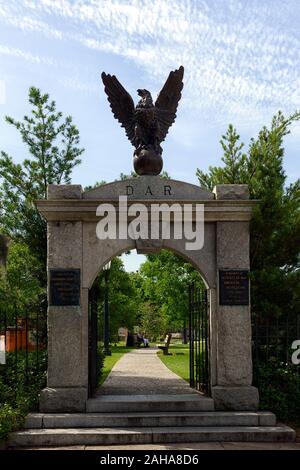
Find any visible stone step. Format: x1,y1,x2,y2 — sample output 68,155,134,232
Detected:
9,425,295,447
25,411,276,429
86,394,215,413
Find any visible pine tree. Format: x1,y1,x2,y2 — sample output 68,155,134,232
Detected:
0,87,84,270
196,124,247,189
196,111,300,320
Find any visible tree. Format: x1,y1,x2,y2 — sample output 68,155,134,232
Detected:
139,250,204,335
96,257,141,342
196,124,247,189
196,111,300,320
0,242,44,324
0,87,84,269
139,302,166,341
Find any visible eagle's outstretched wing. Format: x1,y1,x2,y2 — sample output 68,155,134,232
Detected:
101,72,135,145
155,66,184,143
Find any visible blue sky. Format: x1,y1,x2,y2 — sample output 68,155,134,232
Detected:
0,0,299,271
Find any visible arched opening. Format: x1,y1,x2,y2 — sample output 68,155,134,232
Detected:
87,248,211,399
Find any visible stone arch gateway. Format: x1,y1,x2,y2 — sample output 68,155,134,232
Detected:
36,177,259,412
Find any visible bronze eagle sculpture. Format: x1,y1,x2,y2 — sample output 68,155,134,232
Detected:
101,66,184,175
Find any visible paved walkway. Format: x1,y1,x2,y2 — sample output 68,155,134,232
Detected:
97,347,199,396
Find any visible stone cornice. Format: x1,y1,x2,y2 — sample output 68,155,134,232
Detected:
35,198,258,222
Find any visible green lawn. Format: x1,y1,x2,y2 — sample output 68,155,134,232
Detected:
98,342,134,385
157,342,190,382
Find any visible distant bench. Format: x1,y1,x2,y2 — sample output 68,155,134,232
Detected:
157,333,172,355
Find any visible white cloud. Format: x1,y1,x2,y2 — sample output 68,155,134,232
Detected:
58,76,99,94
0,44,98,94
0,79,6,104
1,0,300,127
0,44,58,66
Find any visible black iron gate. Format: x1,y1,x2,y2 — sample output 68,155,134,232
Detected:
189,284,210,394
88,286,99,397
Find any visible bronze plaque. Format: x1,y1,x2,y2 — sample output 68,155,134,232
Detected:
219,270,249,306
50,269,80,306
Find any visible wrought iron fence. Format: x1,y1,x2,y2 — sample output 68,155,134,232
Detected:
0,304,47,405
252,314,300,391
189,284,210,395
252,314,300,363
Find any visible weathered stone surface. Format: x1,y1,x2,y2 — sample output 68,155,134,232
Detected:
213,185,249,200
136,239,163,254
25,411,274,429
39,387,87,413
152,425,295,443
163,223,216,288
216,219,253,391
82,222,216,289
86,394,214,413
217,306,253,385
217,221,250,269
47,307,87,388
47,184,82,200
48,221,82,269
258,412,276,426
212,386,259,411
83,177,214,201
24,414,43,429
9,425,295,447
82,223,135,289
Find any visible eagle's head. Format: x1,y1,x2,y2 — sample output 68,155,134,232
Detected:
137,89,153,107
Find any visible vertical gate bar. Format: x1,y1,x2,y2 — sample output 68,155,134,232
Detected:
188,283,210,395
193,288,199,389
199,287,202,391
286,316,289,364
25,309,28,386
205,289,209,394
189,285,193,388
202,289,204,391
193,285,195,388
91,290,96,395
193,286,196,389
193,287,195,389
188,285,191,387
88,290,91,397
14,305,18,386
14,305,17,401
189,286,195,387
200,288,203,391
193,285,196,389
201,288,206,392
36,309,39,369
192,285,195,389
197,288,199,390
4,308,7,383
255,315,259,364
266,318,269,361
200,288,203,392
4,307,7,345
197,287,200,391
95,295,99,386
298,315,300,392
202,288,205,392
276,316,279,361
